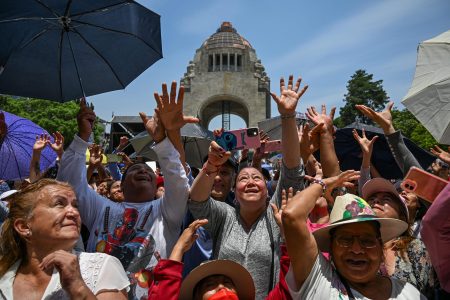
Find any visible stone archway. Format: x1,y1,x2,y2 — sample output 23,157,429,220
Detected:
199,96,249,129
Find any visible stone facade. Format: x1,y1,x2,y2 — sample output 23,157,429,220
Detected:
181,22,270,128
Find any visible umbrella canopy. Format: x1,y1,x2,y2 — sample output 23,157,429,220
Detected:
401,30,450,144
0,111,57,180
0,0,162,101
329,121,436,179
130,123,214,169
258,112,308,140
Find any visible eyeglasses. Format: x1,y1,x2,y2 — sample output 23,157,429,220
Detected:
333,235,379,249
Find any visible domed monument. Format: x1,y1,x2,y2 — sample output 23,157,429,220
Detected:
181,22,270,130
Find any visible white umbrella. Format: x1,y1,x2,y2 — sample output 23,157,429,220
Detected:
401,30,450,144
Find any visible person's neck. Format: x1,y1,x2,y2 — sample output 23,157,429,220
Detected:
20,244,72,276
239,206,266,231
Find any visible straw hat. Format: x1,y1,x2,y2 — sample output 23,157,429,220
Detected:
313,194,408,252
179,259,255,300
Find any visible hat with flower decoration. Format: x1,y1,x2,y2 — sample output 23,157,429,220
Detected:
313,193,408,252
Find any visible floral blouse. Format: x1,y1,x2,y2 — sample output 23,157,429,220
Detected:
390,238,437,299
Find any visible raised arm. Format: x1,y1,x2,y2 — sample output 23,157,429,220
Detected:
29,134,50,183
56,99,106,229
152,81,199,170
306,105,340,177
282,165,359,289
270,75,308,169
353,128,378,194
189,141,231,202
356,102,421,174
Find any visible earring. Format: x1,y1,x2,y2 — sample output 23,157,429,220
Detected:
26,230,31,237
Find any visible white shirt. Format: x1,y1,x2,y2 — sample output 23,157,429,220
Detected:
0,252,129,299
286,254,426,299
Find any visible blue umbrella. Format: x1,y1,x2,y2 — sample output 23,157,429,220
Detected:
0,0,162,101
0,111,56,180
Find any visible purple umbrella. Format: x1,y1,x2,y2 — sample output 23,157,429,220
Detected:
0,111,56,180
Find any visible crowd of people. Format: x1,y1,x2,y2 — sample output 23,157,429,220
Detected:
0,76,449,299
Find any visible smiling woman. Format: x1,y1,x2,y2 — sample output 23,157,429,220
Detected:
0,179,129,300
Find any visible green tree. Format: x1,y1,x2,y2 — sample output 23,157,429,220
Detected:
0,95,104,146
339,69,389,126
391,108,438,150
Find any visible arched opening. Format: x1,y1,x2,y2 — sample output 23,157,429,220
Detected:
199,98,248,130
208,114,247,131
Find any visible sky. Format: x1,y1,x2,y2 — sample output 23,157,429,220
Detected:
89,0,450,131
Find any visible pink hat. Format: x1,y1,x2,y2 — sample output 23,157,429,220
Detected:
362,178,409,222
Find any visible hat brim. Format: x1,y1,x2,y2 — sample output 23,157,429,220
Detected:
179,260,255,300
313,216,408,252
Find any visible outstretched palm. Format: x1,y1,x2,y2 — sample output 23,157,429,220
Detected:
271,75,308,115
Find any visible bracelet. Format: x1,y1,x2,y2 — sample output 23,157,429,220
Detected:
201,161,221,176
280,112,296,119
312,179,326,195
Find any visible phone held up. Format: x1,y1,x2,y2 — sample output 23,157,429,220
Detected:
215,127,261,151
401,166,449,203
106,154,122,163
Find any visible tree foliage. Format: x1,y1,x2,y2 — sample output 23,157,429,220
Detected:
391,108,438,150
0,95,103,146
339,69,389,126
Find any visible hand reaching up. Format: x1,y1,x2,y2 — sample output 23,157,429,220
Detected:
139,110,165,143
271,187,298,239
169,219,208,262
270,75,308,116
33,134,50,153
153,81,199,131
356,102,395,134
306,104,336,133
49,131,64,158
430,145,450,165
76,98,96,142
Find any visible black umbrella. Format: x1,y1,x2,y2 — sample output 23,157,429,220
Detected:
0,0,162,101
329,121,435,179
129,123,214,169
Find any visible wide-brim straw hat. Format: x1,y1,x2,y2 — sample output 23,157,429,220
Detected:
179,259,255,300
313,194,408,252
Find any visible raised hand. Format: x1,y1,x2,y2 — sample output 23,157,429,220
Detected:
49,131,64,158
323,170,360,193
88,144,103,167
169,219,208,262
299,123,324,158
153,81,199,131
76,98,96,142
117,152,133,168
270,75,308,116
355,102,395,134
33,134,50,152
306,104,336,133
139,110,165,143
271,188,298,238
40,250,93,298
430,145,450,165
206,141,231,169
352,128,378,155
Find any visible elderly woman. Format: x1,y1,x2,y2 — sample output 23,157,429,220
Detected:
0,179,129,299
282,168,425,299
188,75,307,298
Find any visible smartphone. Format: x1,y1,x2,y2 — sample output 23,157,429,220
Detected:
261,140,282,153
106,154,122,163
401,167,449,203
215,127,261,151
